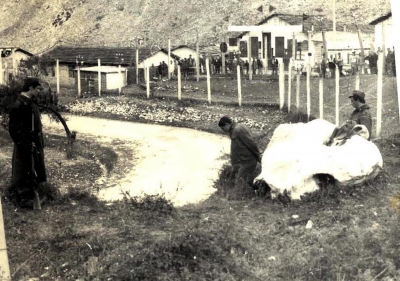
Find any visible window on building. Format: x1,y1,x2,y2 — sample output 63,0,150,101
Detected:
69,65,75,78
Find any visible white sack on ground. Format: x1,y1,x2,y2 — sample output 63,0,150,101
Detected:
254,119,383,200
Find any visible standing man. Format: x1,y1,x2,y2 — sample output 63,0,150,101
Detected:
218,116,262,192
386,47,394,76
328,54,337,78
9,77,47,208
336,53,344,76
320,54,327,78
348,90,372,140
369,50,378,74
257,57,263,75
350,51,358,75
271,56,278,75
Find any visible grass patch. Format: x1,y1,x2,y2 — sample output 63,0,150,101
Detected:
2,75,399,280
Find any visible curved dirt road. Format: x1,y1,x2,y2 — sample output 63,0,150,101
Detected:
42,115,230,206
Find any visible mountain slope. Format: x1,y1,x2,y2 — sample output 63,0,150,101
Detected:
0,0,392,54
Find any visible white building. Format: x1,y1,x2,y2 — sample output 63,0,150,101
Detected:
171,45,197,61
138,49,180,74
78,66,127,90
229,13,373,69
369,12,394,55
0,46,33,84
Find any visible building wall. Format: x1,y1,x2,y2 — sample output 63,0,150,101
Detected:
42,64,75,88
138,51,176,73
238,18,373,67
374,17,394,55
0,51,32,84
313,31,374,64
239,19,306,68
74,72,108,95
172,48,197,61
106,71,127,90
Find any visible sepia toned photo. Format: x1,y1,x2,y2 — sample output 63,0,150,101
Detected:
0,0,399,280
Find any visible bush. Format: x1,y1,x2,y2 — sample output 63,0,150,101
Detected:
122,192,176,224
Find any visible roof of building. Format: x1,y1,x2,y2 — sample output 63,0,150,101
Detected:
0,47,34,57
369,12,392,25
44,46,181,65
44,46,144,66
171,45,197,51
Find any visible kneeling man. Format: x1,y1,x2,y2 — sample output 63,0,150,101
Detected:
218,116,262,191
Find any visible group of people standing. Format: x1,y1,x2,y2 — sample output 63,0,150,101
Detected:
320,47,396,78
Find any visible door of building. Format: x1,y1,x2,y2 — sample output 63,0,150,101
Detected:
275,37,285,58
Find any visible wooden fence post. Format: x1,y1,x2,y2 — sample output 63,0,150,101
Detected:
98,59,101,96
296,73,300,114
287,60,292,113
306,62,311,121
279,62,284,110
56,59,60,97
168,39,171,80
319,77,323,119
178,65,182,100
335,65,340,126
0,49,3,84
206,57,211,104
237,65,242,106
0,198,10,280
136,48,139,84
146,67,150,99
355,72,360,90
376,51,383,138
77,65,81,98
118,65,122,95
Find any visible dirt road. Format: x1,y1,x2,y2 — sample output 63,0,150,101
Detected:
42,115,230,206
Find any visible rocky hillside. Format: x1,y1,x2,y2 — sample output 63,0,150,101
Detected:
0,0,392,55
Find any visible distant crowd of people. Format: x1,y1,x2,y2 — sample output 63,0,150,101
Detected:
320,47,396,78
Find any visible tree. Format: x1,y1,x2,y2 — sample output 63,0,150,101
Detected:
18,55,53,78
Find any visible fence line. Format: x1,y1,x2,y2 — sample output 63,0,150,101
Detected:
51,54,388,139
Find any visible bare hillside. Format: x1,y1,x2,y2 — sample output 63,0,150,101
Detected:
0,0,392,54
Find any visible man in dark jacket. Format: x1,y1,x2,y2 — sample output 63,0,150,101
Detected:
9,77,46,208
348,90,372,140
218,116,262,191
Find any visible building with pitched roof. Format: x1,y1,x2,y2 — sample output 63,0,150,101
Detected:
229,13,373,70
0,46,33,84
369,12,393,55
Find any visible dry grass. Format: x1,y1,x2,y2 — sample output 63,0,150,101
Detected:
1,74,400,280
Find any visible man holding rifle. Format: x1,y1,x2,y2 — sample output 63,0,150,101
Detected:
9,77,46,209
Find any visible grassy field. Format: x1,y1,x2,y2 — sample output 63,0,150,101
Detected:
0,73,400,280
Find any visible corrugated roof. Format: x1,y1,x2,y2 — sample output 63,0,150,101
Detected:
43,46,151,66
43,46,181,65
369,12,392,25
